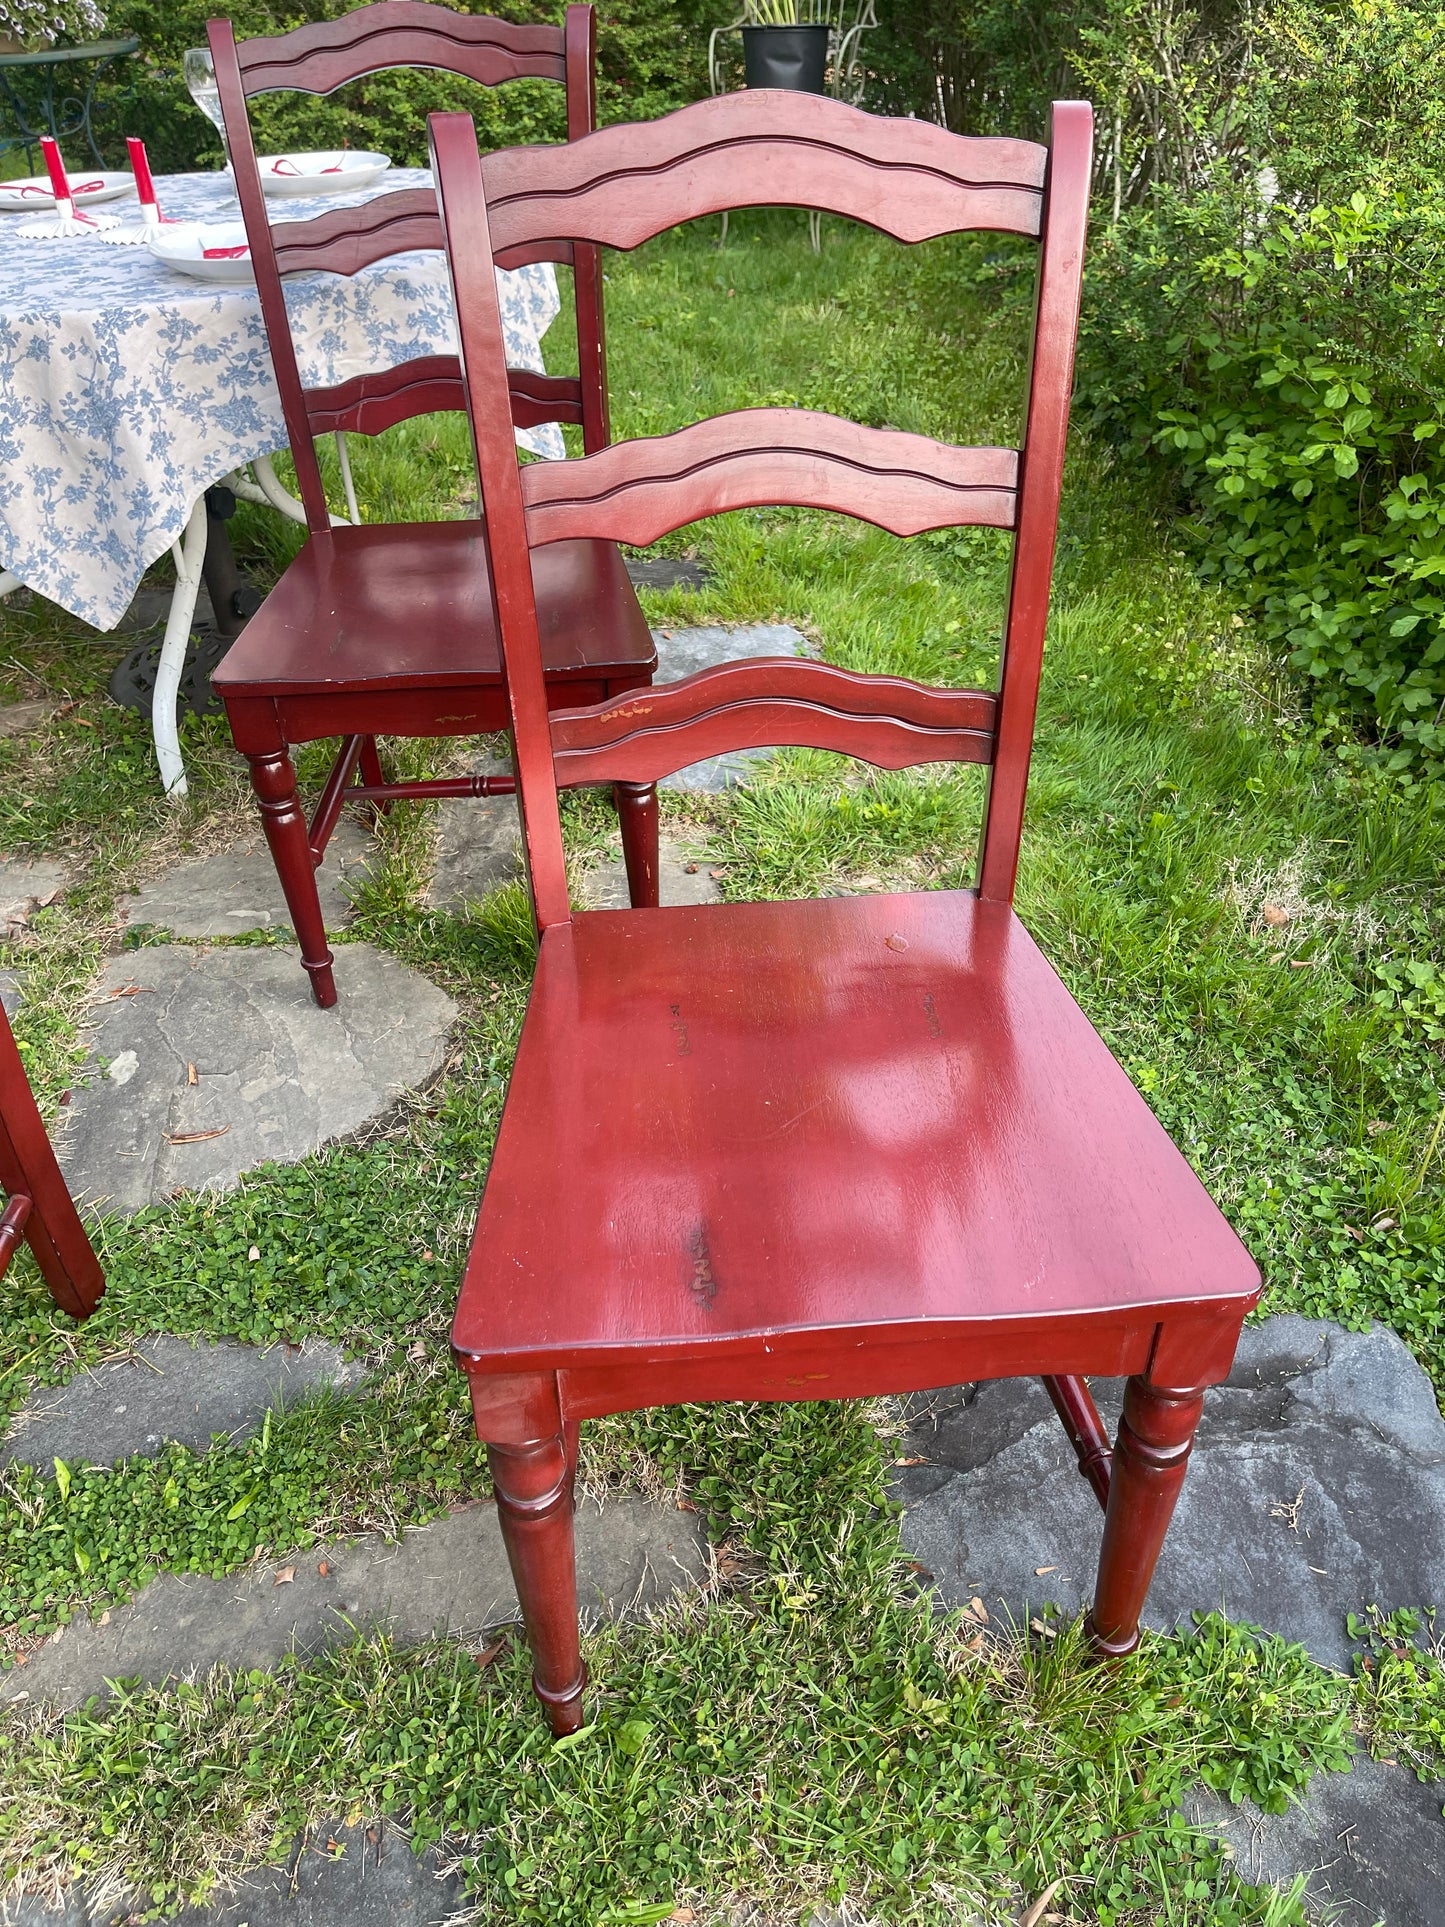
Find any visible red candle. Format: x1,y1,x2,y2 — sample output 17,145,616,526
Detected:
39,136,73,211
127,136,158,212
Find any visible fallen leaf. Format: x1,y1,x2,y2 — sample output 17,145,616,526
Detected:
105,984,154,999
421,1248,434,1262
968,1595,989,1623
668,1912,696,1924
684,863,698,875
1034,1565,1058,1575
325,1839,342,1857
318,1560,330,1577
248,1244,260,1261
1261,902,1290,927
187,1062,198,1086
1021,1879,1065,1927
474,1639,506,1669
1372,1214,1398,1232
1288,958,1316,968
407,1339,426,1361
1343,1224,1363,1242
274,1565,295,1586
98,1610,111,1627
895,1455,929,1467
164,1126,230,1145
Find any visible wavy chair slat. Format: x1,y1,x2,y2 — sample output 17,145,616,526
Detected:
549,659,998,785
521,410,1018,546
482,90,1049,252
269,186,443,277
234,3,567,97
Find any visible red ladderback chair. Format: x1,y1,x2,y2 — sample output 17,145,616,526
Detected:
207,3,659,1010
429,94,1261,1732
0,1002,103,1319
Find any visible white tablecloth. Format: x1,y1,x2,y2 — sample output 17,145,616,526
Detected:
0,168,562,630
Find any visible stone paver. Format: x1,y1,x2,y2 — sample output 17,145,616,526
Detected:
583,833,726,910
1189,1754,1445,1926
0,857,64,936
895,1317,1445,1672
0,701,56,739
1,968,21,1016
123,823,371,938
3,1337,365,1471
59,943,456,1213
427,789,518,912
2,1816,464,1927
2,1494,708,1711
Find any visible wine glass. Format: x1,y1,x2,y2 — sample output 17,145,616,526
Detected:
183,47,229,162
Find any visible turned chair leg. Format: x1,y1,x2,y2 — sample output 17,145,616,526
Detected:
246,747,338,1009
615,781,660,908
1086,1375,1205,1658
487,1433,587,1734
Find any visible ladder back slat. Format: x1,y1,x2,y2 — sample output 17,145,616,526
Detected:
482,91,1047,251
521,410,1019,546
235,3,566,97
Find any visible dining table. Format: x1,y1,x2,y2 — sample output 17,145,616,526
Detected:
0,164,564,795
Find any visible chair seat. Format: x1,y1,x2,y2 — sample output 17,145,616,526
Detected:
455,890,1261,1377
213,523,656,698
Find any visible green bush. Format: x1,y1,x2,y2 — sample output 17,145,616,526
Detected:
1085,183,1445,774
99,0,726,174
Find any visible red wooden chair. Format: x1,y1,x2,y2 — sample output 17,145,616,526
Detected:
207,3,659,1010
429,94,1261,1733
0,1001,103,1319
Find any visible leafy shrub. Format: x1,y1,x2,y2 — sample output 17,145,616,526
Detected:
98,0,726,174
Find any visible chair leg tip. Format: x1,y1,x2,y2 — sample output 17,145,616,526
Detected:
535,1667,588,1736
303,962,338,1008
1084,1611,1141,1662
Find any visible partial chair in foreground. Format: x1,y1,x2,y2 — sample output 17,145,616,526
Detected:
430,90,1261,1732
208,2,659,1010
0,1001,103,1319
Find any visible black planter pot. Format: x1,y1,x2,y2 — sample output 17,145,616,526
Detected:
741,23,829,93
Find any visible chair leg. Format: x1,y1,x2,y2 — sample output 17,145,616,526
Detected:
615,782,660,907
245,747,338,1009
1086,1375,1205,1659
357,736,394,823
487,1433,587,1735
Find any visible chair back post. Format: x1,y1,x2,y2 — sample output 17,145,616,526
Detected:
430,111,572,931
976,99,1092,904
564,3,610,453
210,15,336,535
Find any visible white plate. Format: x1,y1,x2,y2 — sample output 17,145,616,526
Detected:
0,171,136,213
147,220,254,284
245,150,392,198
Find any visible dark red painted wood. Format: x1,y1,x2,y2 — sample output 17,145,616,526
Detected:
0,1001,103,1319
481,89,1049,251
1043,1373,1113,1509
205,5,657,1004
520,412,1019,547
550,658,997,786
431,93,1258,1732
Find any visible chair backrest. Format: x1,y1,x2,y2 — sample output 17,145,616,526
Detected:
208,1,610,535
429,89,1092,929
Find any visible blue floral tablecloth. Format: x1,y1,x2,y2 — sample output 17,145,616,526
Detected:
0,168,562,631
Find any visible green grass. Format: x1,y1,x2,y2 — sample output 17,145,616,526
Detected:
0,210,1441,1921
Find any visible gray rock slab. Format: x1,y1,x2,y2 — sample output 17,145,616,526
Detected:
1,1817,464,1927
2,1495,708,1710
0,701,56,739
654,624,811,793
123,822,372,938
0,857,64,935
895,1316,1445,1670
583,834,726,911
3,1337,365,1471
1188,1753,1445,1927
59,943,456,1213
427,791,520,912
